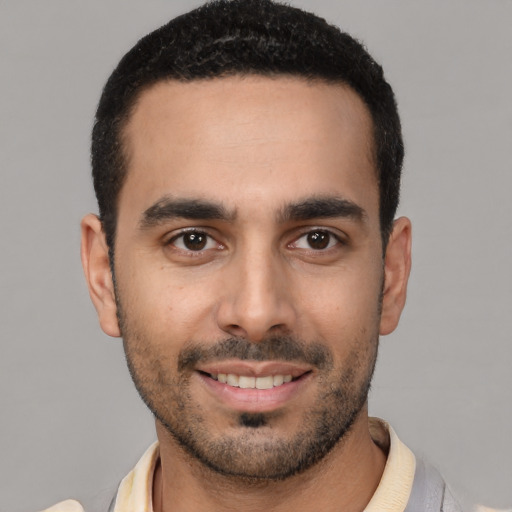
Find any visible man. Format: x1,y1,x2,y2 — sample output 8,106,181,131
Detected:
43,1,502,511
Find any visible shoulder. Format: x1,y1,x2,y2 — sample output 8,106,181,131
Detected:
38,442,157,512
40,500,84,512
39,483,118,512
370,419,510,512
474,507,512,512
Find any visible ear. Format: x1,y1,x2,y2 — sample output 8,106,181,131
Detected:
80,214,121,337
379,217,412,336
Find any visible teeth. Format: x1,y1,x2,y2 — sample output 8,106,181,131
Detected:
239,376,256,389
227,374,239,387
255,376,274,389
211,373,294,389
273,375,284,386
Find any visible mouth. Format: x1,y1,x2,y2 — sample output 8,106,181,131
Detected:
195,361,313,413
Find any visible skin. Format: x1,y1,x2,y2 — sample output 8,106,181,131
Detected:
81,76,412,512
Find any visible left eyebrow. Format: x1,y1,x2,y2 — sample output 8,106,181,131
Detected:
139,196,235,230
278,196,367,223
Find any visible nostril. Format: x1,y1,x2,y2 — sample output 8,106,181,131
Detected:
224,324,247,337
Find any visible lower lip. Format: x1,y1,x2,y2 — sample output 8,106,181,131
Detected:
197,372,311,413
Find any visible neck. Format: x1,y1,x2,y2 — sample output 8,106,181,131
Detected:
153,409,386,512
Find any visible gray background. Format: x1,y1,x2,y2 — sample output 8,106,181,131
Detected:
1,1,511,510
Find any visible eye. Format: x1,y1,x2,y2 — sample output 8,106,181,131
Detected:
291,229,340,250
169,230,220,252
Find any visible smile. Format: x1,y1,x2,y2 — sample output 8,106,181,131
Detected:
209,373,293,389
197,366,312,413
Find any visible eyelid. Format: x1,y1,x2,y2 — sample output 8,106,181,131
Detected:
287,227,347,251
164,226,212,240
165,227,223,252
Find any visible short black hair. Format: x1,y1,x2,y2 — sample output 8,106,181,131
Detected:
92,0,403,257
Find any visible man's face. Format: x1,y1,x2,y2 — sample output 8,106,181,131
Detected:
89,77,406,479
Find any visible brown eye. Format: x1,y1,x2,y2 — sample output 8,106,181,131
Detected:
290,229,340,251
182,232,207,250
307,231,331,250
170,230,217,252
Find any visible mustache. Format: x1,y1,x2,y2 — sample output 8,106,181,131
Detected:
178,335,333,372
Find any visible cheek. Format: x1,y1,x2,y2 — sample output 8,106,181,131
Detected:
117,264,219,343
295,263,383,342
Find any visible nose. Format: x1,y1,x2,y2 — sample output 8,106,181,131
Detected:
215,246,297,342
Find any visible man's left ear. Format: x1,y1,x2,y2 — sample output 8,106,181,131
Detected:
379,217,412,335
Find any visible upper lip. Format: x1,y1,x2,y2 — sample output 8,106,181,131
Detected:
196,360,312,378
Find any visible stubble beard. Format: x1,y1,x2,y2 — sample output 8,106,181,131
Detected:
120,312,379,481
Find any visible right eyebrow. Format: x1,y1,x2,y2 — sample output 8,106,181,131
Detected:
139,196,236,230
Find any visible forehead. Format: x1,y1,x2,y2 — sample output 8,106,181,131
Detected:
119,76,378,223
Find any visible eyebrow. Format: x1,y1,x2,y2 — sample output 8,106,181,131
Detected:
278,197,367,223
139,195,366,230
139,196,235,229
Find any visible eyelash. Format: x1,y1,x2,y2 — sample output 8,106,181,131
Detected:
166,229,222,254
165,227,344,255
288,229,344,252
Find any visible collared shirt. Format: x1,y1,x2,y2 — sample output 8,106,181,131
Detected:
41,419,503,512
